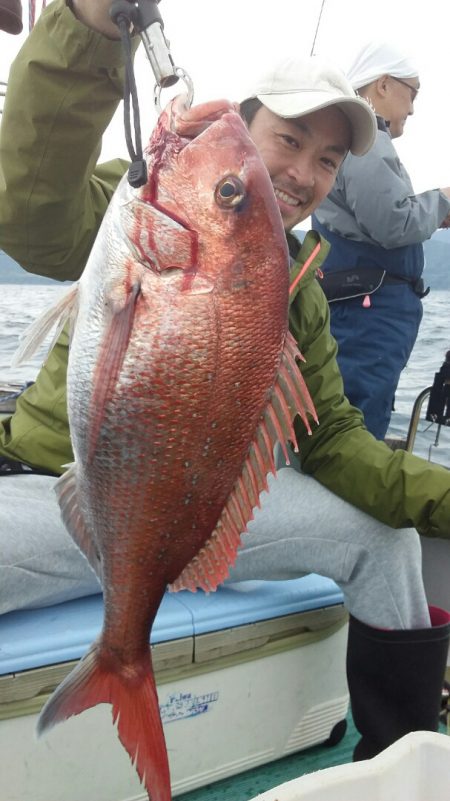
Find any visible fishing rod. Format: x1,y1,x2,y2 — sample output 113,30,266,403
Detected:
310,0,326,56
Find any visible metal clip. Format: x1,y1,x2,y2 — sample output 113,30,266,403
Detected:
154,67,194,113
139,18,178,89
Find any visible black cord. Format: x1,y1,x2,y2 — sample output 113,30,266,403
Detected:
110,1,148,188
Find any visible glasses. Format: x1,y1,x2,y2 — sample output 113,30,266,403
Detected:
390,76,419,103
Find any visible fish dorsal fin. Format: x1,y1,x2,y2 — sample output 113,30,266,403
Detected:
55,465,103,582
169,331,317,593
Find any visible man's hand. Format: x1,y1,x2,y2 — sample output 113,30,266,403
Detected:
439,207,450,229
71,0,123,39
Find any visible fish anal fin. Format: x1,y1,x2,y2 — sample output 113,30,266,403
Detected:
88,282,140,461
37,643,171,801
55,464,102,581
170,331,318,593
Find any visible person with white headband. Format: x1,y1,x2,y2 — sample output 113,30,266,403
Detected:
313,40,450,441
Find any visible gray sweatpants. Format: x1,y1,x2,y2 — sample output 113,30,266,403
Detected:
0,469,430,629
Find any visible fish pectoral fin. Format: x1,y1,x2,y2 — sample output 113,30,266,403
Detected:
55,465,103,581
169,331,318,594
87,283,140,461
11,283,79,367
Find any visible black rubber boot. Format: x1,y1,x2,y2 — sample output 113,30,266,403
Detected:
346,606,450,761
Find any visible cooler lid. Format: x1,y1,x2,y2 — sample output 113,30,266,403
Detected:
0,592,193,675
176,576,343,635
0,576,343,675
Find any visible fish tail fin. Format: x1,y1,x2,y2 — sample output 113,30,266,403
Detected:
37,640,171,801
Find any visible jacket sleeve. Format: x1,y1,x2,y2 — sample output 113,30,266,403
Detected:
331,132,450,248
0,0,131,281
290,272,450,540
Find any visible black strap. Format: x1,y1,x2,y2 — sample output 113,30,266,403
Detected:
0,456,59,477
110,1,148,188
321,267,430,302
321,267,385,302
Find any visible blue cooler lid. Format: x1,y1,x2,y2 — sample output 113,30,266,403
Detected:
0,592,193,674
0,576,342,674
176,575,343,635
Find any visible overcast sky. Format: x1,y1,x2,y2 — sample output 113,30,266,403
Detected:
2,0,450,195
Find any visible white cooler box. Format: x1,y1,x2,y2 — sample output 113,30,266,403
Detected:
251,730,450,801
0,576,349,801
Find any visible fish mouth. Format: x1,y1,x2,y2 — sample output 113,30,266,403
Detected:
169,96,241,140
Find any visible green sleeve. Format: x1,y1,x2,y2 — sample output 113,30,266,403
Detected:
289,237,450,540
0,0,133,473
0,0,132,280
0,328,73,474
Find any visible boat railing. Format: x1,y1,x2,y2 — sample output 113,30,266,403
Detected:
407,351,450,454
404,387,434,452
386,350,450,461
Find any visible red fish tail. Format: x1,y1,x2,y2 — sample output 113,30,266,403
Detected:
37,640,171,801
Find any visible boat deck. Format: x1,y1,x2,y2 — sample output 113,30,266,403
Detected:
177,704,450,801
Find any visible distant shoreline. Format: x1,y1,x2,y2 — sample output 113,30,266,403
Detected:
1,240,449,289
0,252,72,285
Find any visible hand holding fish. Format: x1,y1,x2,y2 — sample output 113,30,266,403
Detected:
439,208,450,229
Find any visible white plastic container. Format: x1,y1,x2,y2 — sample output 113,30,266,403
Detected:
252,731,450,801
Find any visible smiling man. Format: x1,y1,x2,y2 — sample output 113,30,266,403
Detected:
239,58,373,230
247,105,349,228
313,41,450,440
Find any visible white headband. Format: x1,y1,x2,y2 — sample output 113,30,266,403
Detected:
346,40,419,90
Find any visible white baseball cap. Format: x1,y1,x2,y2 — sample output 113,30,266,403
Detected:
244,57,377,156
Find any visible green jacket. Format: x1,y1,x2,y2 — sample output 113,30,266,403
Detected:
0,0,449,539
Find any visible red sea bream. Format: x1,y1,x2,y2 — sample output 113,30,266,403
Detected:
28,97,317,801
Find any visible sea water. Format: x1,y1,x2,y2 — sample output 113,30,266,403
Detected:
0,283,448,466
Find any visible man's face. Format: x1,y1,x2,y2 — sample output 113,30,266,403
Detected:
247,105,351,230
378,76,420,139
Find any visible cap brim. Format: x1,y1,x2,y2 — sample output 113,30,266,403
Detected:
256,92,377,156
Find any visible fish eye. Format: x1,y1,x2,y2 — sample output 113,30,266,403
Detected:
214,175,246,209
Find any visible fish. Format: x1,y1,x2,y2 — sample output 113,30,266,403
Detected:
17,96,317,801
